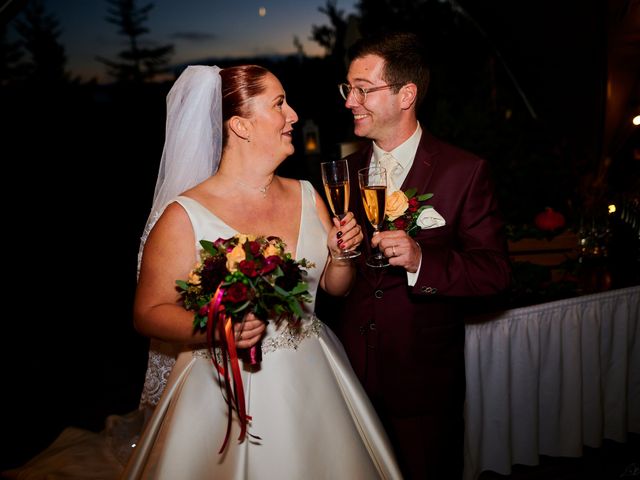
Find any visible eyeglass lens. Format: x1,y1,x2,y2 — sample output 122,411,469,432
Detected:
339,84,364,102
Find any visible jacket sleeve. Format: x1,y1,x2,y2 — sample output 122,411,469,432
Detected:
411,158,512,297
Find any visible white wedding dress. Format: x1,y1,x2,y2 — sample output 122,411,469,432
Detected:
122,180,402,479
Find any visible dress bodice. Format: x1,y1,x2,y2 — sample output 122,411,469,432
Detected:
175,180,326,312
139,180,328,408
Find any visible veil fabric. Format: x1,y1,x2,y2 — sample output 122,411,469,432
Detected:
137,65,223,273
136,65,222,410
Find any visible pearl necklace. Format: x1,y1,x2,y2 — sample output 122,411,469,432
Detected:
236,174,274,198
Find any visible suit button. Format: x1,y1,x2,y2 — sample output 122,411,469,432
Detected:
431,287,438,294
374,289,383,299
369,322,377,331
420,286,432,294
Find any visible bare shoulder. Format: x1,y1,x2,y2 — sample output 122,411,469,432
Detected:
147,201,193,246
277,176,303,191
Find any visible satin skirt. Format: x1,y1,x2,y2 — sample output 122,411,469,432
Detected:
122,320,402,480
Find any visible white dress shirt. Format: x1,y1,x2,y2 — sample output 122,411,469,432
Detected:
372,122,422,194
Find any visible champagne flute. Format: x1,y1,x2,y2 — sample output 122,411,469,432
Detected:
321,159,361,260
358,166,389,268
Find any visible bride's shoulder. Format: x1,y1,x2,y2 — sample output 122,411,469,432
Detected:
276,176,306,193
156,201,192,227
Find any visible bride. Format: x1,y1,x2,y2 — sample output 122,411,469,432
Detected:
121,64,402,479
3,64,402,480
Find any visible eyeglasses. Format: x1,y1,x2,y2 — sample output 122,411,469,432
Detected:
338,83,403,104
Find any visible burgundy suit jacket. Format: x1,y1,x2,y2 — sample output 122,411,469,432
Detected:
335,130,512,417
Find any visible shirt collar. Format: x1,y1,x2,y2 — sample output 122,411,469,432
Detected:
372,121,422,173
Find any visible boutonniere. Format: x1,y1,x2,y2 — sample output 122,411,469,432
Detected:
384,187,445,237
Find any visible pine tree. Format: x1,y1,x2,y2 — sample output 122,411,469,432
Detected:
12,0,69,86
0,24,26,86
310,0,349,80
97,0,173,83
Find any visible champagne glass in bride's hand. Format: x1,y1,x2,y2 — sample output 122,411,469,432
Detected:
321,159,361,260
358,166,389,268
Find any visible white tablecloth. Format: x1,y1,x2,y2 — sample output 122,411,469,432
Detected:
464,285,640,479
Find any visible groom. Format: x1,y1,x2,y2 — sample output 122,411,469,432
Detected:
331,32,512,479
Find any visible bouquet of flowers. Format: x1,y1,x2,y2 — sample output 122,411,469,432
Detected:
175,234,314,452
384,187,444,236
176,234,315,330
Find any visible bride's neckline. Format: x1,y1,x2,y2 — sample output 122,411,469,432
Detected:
178,180,305,259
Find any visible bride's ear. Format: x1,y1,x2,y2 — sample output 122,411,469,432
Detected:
228,116,252,142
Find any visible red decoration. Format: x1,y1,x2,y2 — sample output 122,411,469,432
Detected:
534,207,566,231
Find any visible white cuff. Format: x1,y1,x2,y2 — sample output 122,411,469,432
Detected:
406,256,422,286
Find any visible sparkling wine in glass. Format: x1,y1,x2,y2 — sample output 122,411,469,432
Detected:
358,166,389,268
321,159,361,260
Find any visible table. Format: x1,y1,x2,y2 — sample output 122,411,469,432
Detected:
464,286,640,479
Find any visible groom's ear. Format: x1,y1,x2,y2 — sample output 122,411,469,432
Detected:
399,83,417,111
229,115,251,141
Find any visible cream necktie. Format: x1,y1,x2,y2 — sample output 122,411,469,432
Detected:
379,152,400,193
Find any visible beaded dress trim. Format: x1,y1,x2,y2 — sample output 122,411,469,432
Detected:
193,314,322,360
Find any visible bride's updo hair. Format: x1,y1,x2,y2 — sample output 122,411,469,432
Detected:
220,64,269,147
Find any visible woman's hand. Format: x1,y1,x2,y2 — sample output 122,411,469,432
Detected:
234,312,266,349
328,212,363,258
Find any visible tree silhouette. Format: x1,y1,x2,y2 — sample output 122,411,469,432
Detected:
11,0,69,86
97,0,173,83
0,24,26,86
310,0,349,80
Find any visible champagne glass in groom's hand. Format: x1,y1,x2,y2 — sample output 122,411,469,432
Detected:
321,159,361,260
358,166,389,268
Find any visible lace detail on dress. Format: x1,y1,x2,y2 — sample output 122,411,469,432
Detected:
137,210,161,279
192,314,323,360
262,314,322,354
137,207,171,409
139,349,176,408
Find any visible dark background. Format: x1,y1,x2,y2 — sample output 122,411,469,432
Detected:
1,0,638,472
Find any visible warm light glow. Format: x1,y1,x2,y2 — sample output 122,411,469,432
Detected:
633,115,640,126
305,134,318,153
258,7,266,16
303,119,320,154
608,204,616,214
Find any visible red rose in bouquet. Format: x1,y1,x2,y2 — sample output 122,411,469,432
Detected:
175,234,315,452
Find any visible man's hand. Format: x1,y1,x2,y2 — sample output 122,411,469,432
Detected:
371,230,422,272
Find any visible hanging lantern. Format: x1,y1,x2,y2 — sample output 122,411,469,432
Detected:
303,119,320,154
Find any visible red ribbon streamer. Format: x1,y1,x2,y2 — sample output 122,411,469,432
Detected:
207,287,251,454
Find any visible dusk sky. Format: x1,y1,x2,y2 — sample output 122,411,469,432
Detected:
37,0,358,82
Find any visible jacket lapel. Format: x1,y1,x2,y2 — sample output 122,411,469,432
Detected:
399,131,439,194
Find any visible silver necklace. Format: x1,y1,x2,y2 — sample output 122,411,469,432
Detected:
236,174,274,198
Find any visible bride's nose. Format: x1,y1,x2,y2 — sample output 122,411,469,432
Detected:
286,106,298,125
